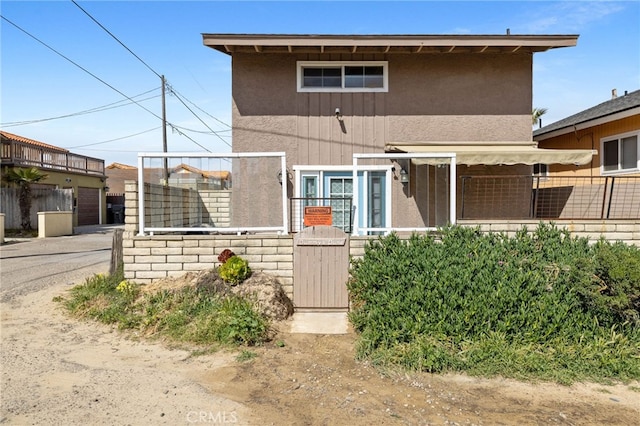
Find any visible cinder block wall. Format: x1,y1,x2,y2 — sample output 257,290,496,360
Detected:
123,233,294,296
122,180,639,300
458,219,640,246
200,190,232,227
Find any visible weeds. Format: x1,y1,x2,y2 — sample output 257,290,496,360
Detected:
58,268,270,347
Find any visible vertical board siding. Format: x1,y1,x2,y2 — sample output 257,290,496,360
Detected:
293,226,349,309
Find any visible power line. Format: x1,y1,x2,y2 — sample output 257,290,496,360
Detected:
171,125,232,135
170,87,232,129
0,15,163,123
71,0,234,152
1,89,160,127
168,124,212,152
71,0,162,79
65,127,162,148
68,4,227,153
167,85,232,148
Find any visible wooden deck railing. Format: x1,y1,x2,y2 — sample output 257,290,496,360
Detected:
1,140,105,176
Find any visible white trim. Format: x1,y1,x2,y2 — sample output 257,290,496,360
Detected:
600,130,640,176
297,61,389,93
353,152,457,235
137,152,287,236
293,164,393,233
534,107,640,141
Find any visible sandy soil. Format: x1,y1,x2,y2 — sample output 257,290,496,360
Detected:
2,280,639,425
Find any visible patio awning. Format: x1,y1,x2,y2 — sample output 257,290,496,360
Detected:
384,142,594,166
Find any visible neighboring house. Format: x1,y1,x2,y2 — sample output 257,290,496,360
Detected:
534,89,640,178
202,34,594,233
532,90,639,219
1,130,107,227
106,162,231,193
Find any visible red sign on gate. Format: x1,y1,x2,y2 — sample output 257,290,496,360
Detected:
303,206,332,227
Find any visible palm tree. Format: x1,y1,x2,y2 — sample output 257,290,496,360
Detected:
532,107,548,127
2,167,48,230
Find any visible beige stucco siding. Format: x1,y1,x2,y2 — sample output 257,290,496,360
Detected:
231,52,535,227
232,52,533,157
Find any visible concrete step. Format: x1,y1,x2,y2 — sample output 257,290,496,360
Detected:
289,311,350,334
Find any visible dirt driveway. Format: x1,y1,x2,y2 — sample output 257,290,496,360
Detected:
1,234,639,425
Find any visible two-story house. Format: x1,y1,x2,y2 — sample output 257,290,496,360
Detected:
202,34,594,234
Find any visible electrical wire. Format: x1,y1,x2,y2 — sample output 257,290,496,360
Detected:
170,87,232,129
167,85,232,148
0,15,164,123
2,14,228,153
65,127,162,148
1,89,160,127
69,2,232,151
71,0,162,79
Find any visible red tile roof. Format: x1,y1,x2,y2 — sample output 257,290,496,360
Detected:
0,130,69,153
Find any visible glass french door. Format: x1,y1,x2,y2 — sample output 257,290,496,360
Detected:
298,169,388,233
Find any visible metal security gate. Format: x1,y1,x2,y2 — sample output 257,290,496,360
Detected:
77,187,99,226
293,226,350,310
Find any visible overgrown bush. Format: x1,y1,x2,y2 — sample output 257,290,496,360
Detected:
218,255,251,285
348,224,640,383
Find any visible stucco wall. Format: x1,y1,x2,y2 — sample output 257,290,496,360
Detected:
230,52,534,227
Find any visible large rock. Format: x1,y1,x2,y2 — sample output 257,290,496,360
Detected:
155,269,294,321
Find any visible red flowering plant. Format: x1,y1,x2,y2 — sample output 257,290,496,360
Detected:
218,249,235,264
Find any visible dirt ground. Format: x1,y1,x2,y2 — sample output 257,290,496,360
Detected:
2,279,639,425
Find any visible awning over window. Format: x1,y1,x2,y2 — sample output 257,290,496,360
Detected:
384,142,594,166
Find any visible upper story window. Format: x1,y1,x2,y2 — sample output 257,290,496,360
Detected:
297,61,388,92
601,131,639,175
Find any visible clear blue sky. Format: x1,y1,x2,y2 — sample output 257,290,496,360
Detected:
1,1,639,167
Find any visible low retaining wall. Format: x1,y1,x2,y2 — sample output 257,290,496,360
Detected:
38,211,73,238
122,220,639,293
458,219,640,246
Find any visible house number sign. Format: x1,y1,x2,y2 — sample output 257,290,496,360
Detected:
296,237,347,246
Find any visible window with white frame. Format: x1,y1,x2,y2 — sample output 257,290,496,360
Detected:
533,163,548,179
297,61,388,92
601,132,639,174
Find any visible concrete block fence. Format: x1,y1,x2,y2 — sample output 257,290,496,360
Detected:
458,219,640,246
122,180,639,296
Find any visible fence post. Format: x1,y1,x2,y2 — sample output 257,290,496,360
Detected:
532,176,540,219
110,228,123,275
600,177,609,219
460,176,467,219
606,177,616,219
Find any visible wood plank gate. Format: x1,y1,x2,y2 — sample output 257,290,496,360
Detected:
293,226,350,310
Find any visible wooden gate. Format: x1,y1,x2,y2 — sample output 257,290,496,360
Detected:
293,226,350,310
77,187,99,226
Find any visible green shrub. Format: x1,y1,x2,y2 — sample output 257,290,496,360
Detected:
588,241,640,326
348,224,640,383
218,255,251,285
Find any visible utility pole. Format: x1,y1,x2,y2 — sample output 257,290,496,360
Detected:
161,75,168,186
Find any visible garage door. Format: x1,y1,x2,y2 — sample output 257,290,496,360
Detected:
77,187,99,226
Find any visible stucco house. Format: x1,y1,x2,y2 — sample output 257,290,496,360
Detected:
1,130,107,227
532,89,639,219
202,34,594,233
